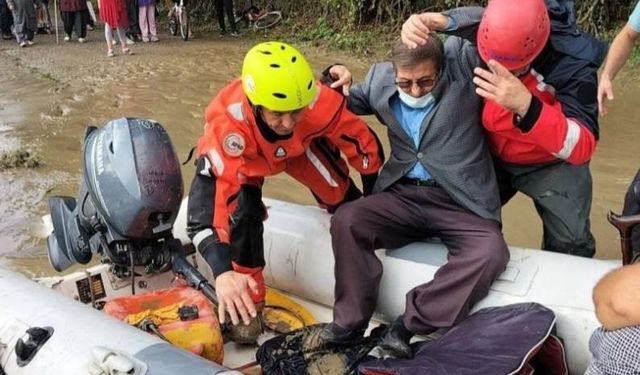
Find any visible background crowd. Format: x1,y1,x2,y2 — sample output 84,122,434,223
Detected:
0,0,237,53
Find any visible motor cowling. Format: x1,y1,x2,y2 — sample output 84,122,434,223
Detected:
47,118,184,272
83,117,183,241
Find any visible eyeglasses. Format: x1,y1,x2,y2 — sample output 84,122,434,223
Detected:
395,76,438,90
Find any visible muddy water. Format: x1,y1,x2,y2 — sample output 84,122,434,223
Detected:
0,32,637,277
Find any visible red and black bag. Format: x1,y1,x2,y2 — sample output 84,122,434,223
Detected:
359,303,568,375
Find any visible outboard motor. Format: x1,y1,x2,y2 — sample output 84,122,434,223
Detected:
47,118,217,303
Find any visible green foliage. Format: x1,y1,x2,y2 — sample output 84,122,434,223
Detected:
189,0,638,34
185,0,638,54
291,16,390,55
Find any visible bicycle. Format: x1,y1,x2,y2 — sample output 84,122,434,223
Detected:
168,0,190,41
234,1,282,31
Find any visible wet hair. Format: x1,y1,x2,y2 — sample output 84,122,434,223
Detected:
391,34,444,71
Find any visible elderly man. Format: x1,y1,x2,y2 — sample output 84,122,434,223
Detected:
320,8,509,359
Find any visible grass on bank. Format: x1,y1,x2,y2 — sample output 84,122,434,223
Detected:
259,15,395,57
29,67,59,83
0,148,43,170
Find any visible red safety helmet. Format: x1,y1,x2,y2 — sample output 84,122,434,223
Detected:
477,0,550,71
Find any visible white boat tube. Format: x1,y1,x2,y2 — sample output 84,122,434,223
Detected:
174,198,619,375
35,198,618,374
0,267,237,375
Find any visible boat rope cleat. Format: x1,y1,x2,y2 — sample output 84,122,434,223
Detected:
88,346,148,375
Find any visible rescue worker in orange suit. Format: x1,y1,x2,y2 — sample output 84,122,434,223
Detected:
402,0,606,258
186,41,383,343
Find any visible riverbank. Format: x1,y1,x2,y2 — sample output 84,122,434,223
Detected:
0,30,374,276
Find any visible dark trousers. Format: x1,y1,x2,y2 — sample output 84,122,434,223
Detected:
125,0,140,36
331,183,510,334
496,161,596,258
16,27,34,42
61,10,87,38
622,169,640,256
214,0,236,33
0,1,13,35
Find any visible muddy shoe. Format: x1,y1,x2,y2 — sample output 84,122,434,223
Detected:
257,324,380,374
319,322,365,346
376,316,414,359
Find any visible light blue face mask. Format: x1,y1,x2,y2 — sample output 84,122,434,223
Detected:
397,88,435,109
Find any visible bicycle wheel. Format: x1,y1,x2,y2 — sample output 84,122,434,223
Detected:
179,8,189,41
169,14,178,36
253,11,282,30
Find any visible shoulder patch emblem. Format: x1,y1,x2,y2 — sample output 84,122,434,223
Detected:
222,133,245,157
274,146,287,158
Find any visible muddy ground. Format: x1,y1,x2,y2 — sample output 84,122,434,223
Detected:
1,28,639,277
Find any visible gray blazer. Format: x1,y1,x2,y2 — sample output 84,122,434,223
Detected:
347,33,501,222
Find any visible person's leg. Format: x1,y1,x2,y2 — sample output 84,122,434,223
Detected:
11,3,26,45
214,0,225,33
138,5,148,41
0,2,12,36
24,0,36,42
147,4,156,39
223,0,236,33
401,186,510,334
133,0,140,36
25,26,34,41
514,163,596,258
76,9,87,39
494,158,518,205
117,27,131,53
329,185,435,333
356,185,509,359
72,11,80,38
85,1,95,29
125,0,139,39
62,11,73,39
104,23,114,55
0,3,5,33
622,169,640,256
69,11,79,38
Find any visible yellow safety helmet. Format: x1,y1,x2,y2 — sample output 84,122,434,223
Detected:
241,41,317,112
